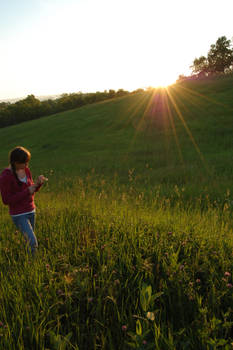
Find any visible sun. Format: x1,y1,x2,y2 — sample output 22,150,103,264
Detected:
153,75,177,89
138,68,178,91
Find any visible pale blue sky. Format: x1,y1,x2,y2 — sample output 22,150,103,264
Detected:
0,0,232,100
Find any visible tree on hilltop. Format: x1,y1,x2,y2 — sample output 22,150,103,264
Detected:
190,56,209,76
207,36,233,73
191,36,233,76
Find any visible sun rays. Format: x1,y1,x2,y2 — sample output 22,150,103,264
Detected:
125,84,216,175
98,78,232,182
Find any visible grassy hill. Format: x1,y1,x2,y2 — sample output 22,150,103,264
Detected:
1,73,233,198
0,74,233,349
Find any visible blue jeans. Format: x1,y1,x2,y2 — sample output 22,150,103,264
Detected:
11,212,38,255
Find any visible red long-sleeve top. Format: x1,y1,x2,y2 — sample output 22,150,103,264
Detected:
0,167,41,215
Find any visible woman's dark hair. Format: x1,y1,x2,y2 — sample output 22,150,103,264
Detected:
9,146,31,185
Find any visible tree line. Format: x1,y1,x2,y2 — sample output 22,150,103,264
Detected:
0,88,144,129
178,36,233,81
2,36,232,128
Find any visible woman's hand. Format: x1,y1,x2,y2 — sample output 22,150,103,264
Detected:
36,175,48,186
28,185,37,195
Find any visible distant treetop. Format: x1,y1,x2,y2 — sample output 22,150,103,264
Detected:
190,36,233,77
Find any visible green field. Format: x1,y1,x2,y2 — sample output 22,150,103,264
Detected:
0,74,233,349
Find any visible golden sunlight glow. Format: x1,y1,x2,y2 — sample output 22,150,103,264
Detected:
150,76,176,89
125,85,214,176
1,0,233,100
1,0,184,99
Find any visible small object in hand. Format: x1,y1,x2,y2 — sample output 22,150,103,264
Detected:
37,175,48,185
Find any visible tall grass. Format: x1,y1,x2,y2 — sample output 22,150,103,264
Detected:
1,75,233,348
0,173,232,349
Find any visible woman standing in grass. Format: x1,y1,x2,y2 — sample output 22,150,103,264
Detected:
0,146,47,256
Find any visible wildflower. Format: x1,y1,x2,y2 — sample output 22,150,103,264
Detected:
146,311,155,321
227,283,233,288
64,274,73,284
224,271,231,277
46,264,50,271
168,232,173,236
0,321,3,327
122,325,127,331
87,297,93,303
143,340,147,345
196,279,201,283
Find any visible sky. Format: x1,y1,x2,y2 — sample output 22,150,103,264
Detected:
0,0,232,101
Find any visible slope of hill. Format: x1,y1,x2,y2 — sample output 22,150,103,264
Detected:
1,75,233,349
0,74,233,196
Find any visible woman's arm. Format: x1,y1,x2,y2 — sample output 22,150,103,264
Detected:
26,169,47,192
0,177,32,206
34,175,48,192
